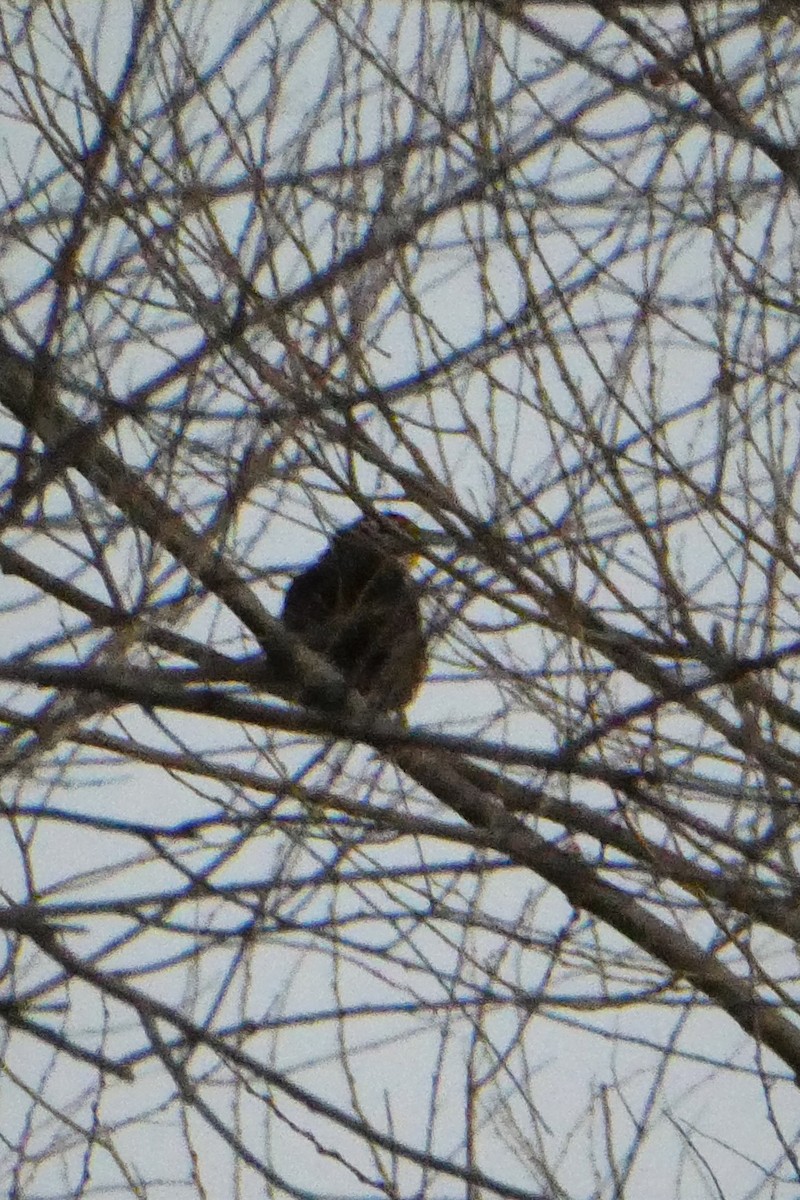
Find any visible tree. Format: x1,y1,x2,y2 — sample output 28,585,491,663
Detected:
1,2,799,1197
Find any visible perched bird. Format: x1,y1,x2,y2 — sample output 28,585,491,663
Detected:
281,512,427,712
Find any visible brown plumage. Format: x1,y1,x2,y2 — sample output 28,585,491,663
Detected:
281,512,427,712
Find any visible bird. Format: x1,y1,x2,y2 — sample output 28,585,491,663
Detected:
280,511,427,712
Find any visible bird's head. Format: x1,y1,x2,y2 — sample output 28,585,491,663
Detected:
338,511,424,559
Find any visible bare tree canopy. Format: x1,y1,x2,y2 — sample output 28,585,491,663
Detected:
2,1,800,1197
